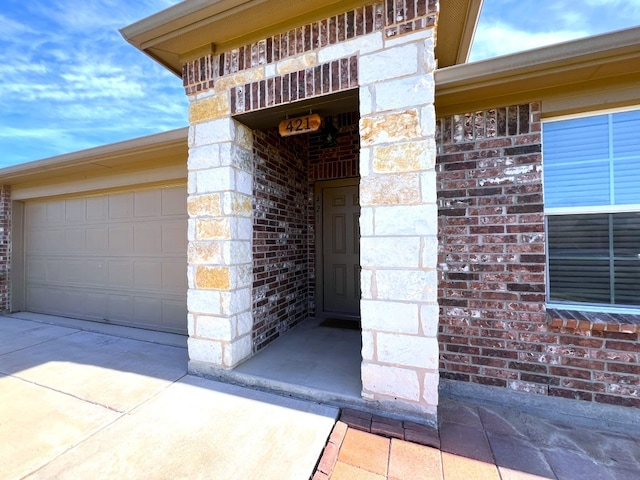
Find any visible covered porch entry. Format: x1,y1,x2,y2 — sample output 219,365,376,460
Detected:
134,0,444,423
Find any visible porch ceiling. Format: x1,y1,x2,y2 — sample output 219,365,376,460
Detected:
120,0,483,76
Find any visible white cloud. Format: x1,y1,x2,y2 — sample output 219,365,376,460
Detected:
470,20,590,61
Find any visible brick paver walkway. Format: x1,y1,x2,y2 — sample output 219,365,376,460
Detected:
313,400,640,480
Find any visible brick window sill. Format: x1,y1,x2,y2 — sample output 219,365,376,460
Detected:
547,307,640,334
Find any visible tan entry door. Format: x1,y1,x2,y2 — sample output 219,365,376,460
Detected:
321,184,360,317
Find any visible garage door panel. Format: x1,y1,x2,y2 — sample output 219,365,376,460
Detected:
109,226,134,254
134,190,161,218
162,222,186,253
61,260,85,284
85,260,108,284
134,297,161,324
108,261,134,287
162,261,187,290
87,196,107,220
162,188,186,216
65,198,86,222
108,295,134,320
162,299,187,330
46,201,64,224
26,259,46,282
65,228,86,253
134,261,162,290
134,223,162,255
87,228,108,254
25,186,187,334
109,192,134,219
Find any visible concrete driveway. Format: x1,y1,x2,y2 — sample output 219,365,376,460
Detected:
0,315,337,480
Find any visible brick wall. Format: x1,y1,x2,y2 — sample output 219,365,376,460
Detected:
436,103,639,408
252,129,309,352
0,186,10,312
251,113,360,352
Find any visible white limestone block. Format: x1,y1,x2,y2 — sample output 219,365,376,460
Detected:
421,235,438,269
196,315,234,341
359,206,374,236
235,311,253,336
189,144,219,170
360,236,420,268
361,363,420,401
374,204,438,235
360,268,374,300
420,170,437,204
196,167,234,193
361,300,419,334
420,303,439,337
376,269,438,302
193,118,235,146
376,333,439,369
187,337,223,365
220,287,251,316
235,168,253,196
420,105,436,139
375,74,434,111
223,334,252,368
361,330,375,361
317,32,383,64
187,289,221,314
422,371,440,406
359,86,374,116
359,43,418,84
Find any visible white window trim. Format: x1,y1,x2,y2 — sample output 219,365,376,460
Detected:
543,106,640,310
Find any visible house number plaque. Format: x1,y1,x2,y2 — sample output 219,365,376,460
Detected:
279,114,321,137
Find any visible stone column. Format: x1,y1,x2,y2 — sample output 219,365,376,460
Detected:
358,26,439,422
186,90,254,370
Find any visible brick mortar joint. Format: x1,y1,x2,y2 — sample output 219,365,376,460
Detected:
183,0,439,93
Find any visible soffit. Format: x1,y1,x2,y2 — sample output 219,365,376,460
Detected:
120,0,482,75
0,128,188,189
435,26,640,117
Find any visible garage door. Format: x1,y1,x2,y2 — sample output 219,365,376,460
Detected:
24,186,187,334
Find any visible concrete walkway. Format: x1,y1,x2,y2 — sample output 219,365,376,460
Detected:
0,316,337,479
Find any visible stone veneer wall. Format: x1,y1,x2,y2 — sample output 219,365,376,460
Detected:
186,0,441,422
252,130,309,352
437,103,640,408
0,186,10,312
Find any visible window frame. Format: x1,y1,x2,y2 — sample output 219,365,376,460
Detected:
543,105,640,314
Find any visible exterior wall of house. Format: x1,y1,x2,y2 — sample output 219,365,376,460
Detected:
437,103,640,408
252,130,309,352
185,0,441,422
251,114,360,354
0,186,10,312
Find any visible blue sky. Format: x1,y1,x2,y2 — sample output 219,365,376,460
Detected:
1,0,639,167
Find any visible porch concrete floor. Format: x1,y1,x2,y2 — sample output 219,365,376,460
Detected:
234,316,363,400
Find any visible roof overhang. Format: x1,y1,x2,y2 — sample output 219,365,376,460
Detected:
435,26,640,118
0,128,188,200
120,0,482,75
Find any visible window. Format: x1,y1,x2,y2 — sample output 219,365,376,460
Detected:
543,108,640,308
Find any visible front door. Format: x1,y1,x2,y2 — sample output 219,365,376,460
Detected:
320,182,360,318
